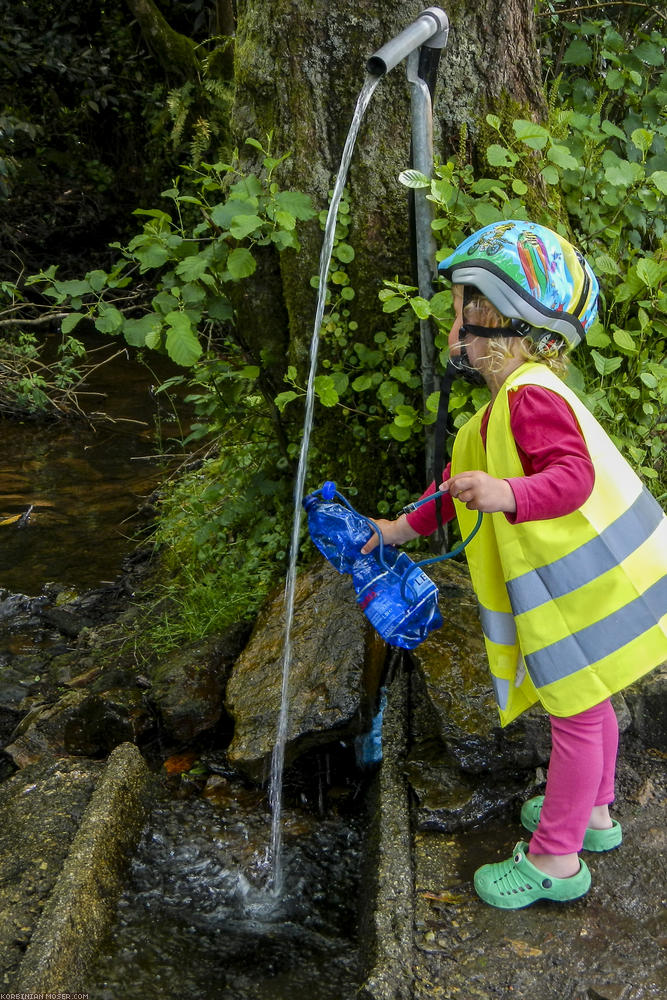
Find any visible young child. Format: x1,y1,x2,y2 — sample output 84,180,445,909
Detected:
361,220,667,909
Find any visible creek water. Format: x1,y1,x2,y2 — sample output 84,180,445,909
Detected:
0,338,182,598
268,71,381,895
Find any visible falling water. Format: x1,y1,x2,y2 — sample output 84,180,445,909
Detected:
266,72,381,894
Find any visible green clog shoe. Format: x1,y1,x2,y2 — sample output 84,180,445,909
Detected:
473,841,591,910
521,795,623,852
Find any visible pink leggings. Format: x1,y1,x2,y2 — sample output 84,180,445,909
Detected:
529,698,619,856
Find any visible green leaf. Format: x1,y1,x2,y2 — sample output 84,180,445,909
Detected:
226,247,256,280
352,375,372,391
512,119,549,150
487,144,516,168
123,313,162,347
176,254,211,281
133,243,170,270
94,304,123,334
631,129,654,154
591,349,622,376
165,312,203,366
426,391,440,413
512,179,528,195
334,243,355,263
485,114,502,131
547,144,578,170
633,41,664,66
274,190,315,220
473,202,504,225
274,210,296,231
605,69,625,91
382,296,405,314
540,165,560,186
636,258,662,288
210,198,256,230
61,313,85,334
563,39,592,66
604,160,639,187
428,290,453,321
313,375,339,406
612,328,637,352
586,325,611,348
340,286,355,301
229,214,263,239
398,169,430,189
410,296,431,320
274,390,298,412
649,171,667,195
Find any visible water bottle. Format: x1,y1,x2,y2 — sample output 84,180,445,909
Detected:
303,482,443,650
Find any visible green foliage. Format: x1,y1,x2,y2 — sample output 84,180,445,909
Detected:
0,323,87,419
142,435,294,650
27,136,315,374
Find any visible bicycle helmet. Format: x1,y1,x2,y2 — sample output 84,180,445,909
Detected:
438,220,599,350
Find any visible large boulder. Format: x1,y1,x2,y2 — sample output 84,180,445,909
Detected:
149,627,248,743
226,560,387,779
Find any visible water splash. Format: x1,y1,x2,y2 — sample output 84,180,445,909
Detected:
266,72,381,895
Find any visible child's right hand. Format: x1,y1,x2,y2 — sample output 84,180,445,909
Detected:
360,514,420,554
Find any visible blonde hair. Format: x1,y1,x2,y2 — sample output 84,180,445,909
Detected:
457,286,569,377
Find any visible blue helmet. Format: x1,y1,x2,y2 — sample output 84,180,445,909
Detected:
438,221,599,349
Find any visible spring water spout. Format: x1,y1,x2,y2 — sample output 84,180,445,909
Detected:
366,7,449,77
266,72,381,896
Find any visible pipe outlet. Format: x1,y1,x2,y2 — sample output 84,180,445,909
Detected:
366,7,449,77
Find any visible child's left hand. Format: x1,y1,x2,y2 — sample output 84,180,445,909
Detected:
441,470,517,514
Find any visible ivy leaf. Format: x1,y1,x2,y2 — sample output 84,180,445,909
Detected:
226,247,256,280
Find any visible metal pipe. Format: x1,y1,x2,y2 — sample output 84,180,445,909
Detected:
366,7,449,77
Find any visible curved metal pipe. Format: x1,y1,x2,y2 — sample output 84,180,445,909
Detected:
367,7,449,77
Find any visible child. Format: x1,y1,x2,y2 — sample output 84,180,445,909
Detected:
361,220,667,909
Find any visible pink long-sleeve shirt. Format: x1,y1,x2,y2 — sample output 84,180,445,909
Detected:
406,384,595,534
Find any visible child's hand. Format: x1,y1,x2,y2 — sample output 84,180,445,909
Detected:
441,471,517,514
360,514,420,554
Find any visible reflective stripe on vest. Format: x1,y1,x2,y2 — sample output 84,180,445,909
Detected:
452,362,667,723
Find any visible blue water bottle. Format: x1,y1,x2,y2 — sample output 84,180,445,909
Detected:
303,481,444,650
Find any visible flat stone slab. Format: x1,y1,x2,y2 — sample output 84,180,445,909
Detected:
412,744,667,1000
0,743,151,993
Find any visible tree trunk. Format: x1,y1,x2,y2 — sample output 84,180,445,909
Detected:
231,0,545,368
124,0,200,79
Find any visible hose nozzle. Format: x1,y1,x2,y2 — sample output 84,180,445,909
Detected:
367,7,449,77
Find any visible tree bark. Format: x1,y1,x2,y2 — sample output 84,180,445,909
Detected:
124,0,200,79
230,0,545,369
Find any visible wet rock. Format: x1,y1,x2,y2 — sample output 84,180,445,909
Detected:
226,560,387,779
0,755,103,986
150,625,248,743
623,663,667,750
4,688,149,768
15,743,152,993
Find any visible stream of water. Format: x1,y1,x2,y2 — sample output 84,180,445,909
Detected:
267,72,381,894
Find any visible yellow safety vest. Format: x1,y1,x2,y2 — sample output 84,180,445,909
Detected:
452,361,667,725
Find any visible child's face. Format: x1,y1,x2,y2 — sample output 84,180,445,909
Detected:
448,289,485,370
